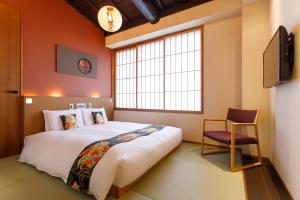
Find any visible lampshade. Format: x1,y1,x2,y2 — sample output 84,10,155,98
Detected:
98,6,122,32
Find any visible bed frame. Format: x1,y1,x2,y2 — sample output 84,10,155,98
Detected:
21,96,180,199
108,144,180,198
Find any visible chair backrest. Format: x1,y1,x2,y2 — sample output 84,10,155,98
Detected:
226,108,259,123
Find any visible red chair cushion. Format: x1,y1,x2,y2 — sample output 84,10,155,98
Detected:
203,131,258,145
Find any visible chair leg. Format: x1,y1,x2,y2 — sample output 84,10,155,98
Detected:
230,144,235,171
256,143,262,163
201,134,205,155
230,126,235,172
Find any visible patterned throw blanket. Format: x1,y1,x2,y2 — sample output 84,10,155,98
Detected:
67,125,165,192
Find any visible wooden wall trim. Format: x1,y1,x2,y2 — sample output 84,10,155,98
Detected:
22,96,113,137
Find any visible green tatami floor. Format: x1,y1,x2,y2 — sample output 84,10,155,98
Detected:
0,142,245,200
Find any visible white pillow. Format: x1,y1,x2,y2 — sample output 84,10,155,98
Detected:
81,108,108,126
43,109,84,131
42,110,50,131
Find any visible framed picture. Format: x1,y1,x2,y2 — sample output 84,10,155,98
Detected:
56,44,97,78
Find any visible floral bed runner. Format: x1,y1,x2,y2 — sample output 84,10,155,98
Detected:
67,124,166,192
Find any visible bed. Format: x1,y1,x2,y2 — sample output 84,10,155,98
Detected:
20,97,182,200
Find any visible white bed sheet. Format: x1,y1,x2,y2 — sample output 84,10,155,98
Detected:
19,121,182,200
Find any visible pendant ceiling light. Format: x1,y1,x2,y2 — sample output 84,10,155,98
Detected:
98,5,122,32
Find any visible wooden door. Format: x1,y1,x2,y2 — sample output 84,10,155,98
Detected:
0,3,21,158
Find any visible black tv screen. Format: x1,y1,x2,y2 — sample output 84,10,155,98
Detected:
263,26,294,88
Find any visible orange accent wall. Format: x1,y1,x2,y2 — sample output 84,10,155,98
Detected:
3,0,111,97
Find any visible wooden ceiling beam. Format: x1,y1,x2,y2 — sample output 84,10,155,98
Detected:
108,0,130,23
151,0,165,11
132,0,159,24
85,0,97,12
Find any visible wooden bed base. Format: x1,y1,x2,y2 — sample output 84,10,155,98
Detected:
108,144,181,198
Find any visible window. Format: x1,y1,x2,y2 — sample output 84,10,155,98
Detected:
114,27,203,113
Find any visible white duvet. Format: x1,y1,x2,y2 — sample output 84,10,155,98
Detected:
19,121,182,200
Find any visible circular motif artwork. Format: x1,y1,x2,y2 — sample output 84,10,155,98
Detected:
78,58,92,74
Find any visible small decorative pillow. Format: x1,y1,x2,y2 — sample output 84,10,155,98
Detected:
60,114,78,130
91,112,105,125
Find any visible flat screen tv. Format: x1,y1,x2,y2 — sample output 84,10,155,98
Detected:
263,26,294,88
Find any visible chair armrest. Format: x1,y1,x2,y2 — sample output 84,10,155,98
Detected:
232,123,256,127
204,118,227,122
203,118,227,132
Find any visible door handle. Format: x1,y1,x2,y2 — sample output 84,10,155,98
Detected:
5,90,19,94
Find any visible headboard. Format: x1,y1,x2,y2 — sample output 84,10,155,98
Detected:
22,96,114,137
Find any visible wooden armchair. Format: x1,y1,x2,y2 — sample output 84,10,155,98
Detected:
201,108,262,172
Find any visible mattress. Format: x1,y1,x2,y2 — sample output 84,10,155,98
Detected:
19,121,182,200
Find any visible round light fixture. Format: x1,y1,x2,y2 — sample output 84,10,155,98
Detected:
97,5,122,32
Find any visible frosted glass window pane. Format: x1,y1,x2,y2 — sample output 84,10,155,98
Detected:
140,61,144,77
182,33,188,53
176,35,182,54
195,71,201,91
151,43,155,58
159,58,164,74
170,74,176,92
127,50,130,64
119,66,123,79
182,92,188,110
195,31,201,50
146,76,151,92
176,73,182,91
124,94,127,108
176,54,182,72
175,92,181,110
151,93,155,109
165,56,170,73
170,55,176,73
146,93,150,109
195,91,201,111
155,93,159,109
155,42,160,58
138,47,141,61
165,38,170,56
141,93,145,108
165,73,170,91
160,41,164,56
170,92,176,110
160,75,164,92
165,92,171,110
188,72,194,91
155,75,160,91
150,76,154,93
182,53,188,71
182,72,188,91
146,44,150,60
122,51,126,64
195,50,200,71
188,32,195,51
170,37,176,55
151,59,155,75
155,59,160,75
133,49,136,62
160,92,164,109
187,91,195,111
188,52,195,71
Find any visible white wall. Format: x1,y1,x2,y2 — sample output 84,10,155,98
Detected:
242,0,271,157
270,0,300,199
114,16,242,143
